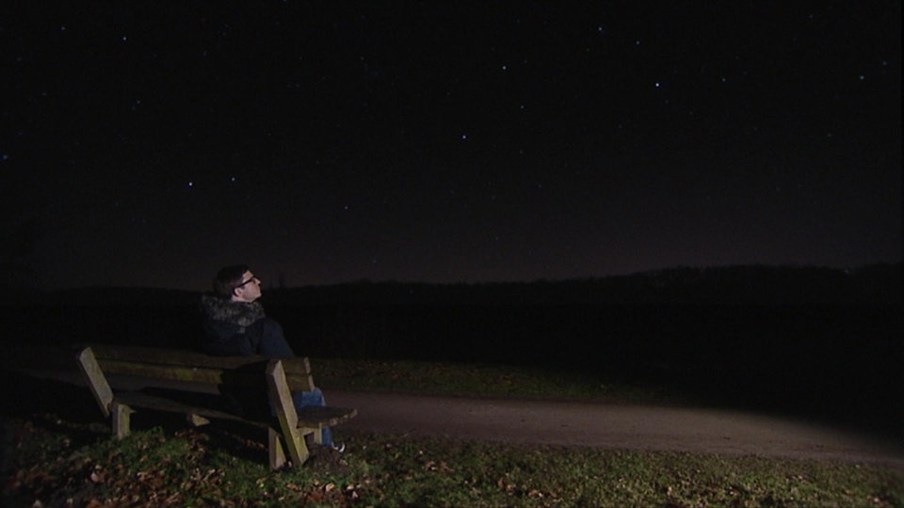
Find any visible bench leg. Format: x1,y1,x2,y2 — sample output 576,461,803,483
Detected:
308,427,324,446
186,413,210,427
281,428,311,467
268,427,287,470
112,402,135,439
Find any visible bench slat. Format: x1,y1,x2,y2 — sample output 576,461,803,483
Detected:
89,344,314,375
99,360,238,385
114,392,356,429
113,391,272,428
297,406,358,428
87,345,317,391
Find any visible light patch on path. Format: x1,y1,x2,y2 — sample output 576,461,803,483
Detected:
329,390,904,468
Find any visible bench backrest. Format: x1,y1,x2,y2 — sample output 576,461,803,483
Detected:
85,344,317,391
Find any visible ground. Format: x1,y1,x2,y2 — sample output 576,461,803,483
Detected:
329,390,904,469
8,367,904,470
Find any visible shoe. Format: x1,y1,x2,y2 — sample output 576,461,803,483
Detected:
331,442,346,453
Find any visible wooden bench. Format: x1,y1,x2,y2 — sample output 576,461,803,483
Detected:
75,344,357,470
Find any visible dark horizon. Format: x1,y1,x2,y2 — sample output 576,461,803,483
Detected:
3,2,900,291
11,263,899,309
11,260,902,291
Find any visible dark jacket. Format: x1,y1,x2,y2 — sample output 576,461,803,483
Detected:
199,294,266,356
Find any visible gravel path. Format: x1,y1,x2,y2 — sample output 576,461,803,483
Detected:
329,390,904,468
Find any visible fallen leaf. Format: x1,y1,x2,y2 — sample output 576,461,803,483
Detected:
89,468,106,484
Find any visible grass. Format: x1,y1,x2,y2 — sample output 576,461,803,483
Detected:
2,358,903,507
3,415,902,507
312,357,680,404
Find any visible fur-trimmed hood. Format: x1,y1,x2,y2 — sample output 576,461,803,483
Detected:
199,294,265,329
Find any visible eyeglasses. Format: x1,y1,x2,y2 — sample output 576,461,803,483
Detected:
235,276,259,288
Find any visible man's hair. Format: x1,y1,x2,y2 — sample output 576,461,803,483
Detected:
213,264,251,298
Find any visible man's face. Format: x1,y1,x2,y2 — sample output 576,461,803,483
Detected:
232,271,262,302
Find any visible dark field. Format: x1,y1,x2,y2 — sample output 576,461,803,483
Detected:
3,296,902,438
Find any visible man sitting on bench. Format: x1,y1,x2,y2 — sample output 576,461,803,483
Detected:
200,264,343,452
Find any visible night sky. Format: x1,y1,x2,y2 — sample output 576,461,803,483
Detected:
3,2,900,291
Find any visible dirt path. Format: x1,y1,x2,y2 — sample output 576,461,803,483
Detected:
329,390,904,468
